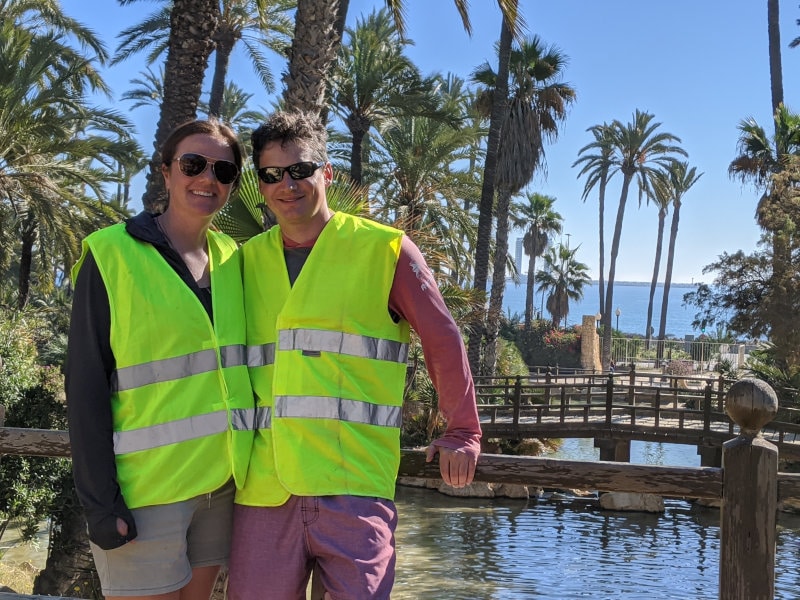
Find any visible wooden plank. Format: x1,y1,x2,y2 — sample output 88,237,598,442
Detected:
399,449,723,499
0,427,70,457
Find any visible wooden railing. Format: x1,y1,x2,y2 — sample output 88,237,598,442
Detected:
474,371,800,460
1,378,797,599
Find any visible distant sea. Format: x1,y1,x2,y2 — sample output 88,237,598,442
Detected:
502,278,701,339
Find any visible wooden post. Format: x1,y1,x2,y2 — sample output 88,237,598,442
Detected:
544,368,552,405
703,382,713,434
627,363,636,405
512,376,521,425
605,373,613,425
717,374,726,410
719,378,778,600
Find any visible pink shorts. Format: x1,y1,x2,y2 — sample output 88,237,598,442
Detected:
228,495,397,600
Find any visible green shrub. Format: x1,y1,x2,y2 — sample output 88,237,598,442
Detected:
0,364,70,544
509,320,582,368
496,338,528,377
0,312,40,408
0,310,71,545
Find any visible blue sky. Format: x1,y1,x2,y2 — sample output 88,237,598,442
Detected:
59,1,800,283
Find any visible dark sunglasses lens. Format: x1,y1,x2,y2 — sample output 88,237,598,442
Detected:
288,162,317,179
213,161,238,184
178,154,208,177
258,167,283,184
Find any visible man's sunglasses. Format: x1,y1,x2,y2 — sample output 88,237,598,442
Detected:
257,161,325,184
172,153,239,185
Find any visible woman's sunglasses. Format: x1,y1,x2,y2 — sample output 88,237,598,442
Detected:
172,153,239,185
257,161,325,184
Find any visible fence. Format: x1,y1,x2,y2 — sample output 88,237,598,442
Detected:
610,337,759,372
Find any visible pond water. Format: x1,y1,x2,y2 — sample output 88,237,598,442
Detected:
4,440,799,598
391,439,800,599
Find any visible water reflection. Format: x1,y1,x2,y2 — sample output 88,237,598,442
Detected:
393,441,800,599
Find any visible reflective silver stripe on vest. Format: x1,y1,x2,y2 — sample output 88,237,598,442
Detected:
279,329,408,363
231,407,256,431
114,410,226,454
274,396,402,428
247,343,276,367
112,345,247,392
220,344,247,368
254,406,272,430
114,407,255,455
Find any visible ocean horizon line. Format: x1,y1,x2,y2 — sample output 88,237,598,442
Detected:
506,277,701,288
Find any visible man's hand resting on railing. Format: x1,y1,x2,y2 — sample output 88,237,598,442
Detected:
426,445,477,488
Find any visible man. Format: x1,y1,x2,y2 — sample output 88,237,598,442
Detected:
229,110,481,600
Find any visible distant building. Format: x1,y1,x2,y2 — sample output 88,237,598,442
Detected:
515,237,524,273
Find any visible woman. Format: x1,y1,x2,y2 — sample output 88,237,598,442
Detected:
65,119,254,600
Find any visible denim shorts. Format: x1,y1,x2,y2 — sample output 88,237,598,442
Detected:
89,480,234,597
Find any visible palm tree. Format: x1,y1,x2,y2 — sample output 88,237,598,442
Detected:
729,106,800,228
283,0,523,116
466,8,515,374
573,122,616,316
369,111,481,274
129,0,219,212
116,0,292,210
472,35,575,375
536,243,590,330
511,192,562,329
198,81,264,133
0,22,141,309
121,66,165,111
728,106,800,367
655,161,702,357
2,0,110,64
329,9,443,184
114,0,294,116
643,175,671,348
599,111,686,368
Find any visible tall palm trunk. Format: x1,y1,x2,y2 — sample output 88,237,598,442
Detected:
645,206,667,348
768,0,783,117
597,171,608,316
524,251,537,327
347,113,371,183
17,216,36,310
466,12,512,374
601,172,634,367
766,0,790,362
483,187,513,375
657,201,681,355
283,0,342,118
142,0,218,212
208,29,236,117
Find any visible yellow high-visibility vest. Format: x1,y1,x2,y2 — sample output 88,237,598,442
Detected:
73,224,254,508
236,212,410,506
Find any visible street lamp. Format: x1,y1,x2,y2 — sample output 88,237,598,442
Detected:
615,307,621,331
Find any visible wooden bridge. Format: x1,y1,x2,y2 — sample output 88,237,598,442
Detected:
474,369,800,464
